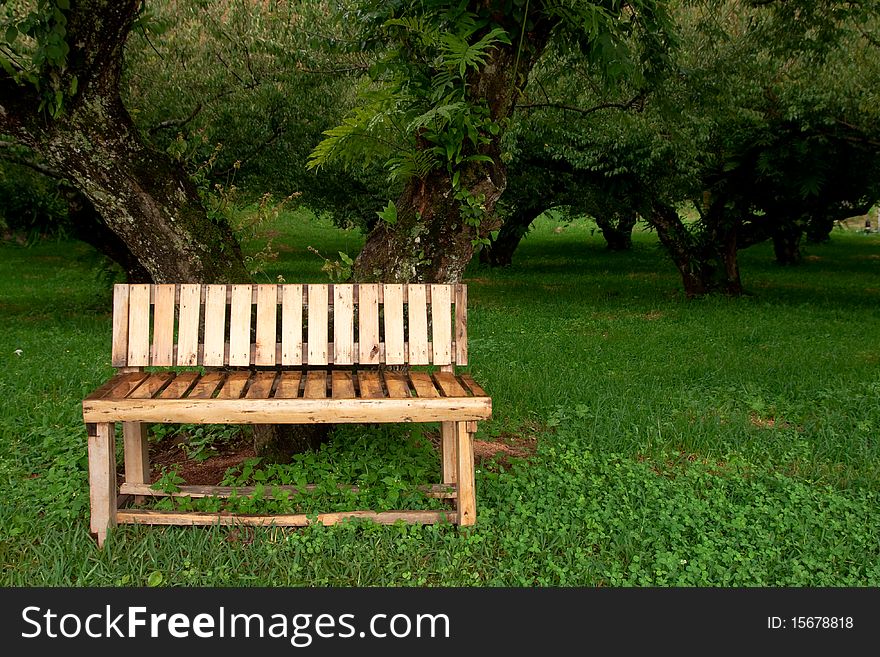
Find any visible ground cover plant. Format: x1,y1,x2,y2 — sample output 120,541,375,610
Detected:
0,212,878,586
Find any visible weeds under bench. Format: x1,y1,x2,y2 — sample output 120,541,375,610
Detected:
82,283,491,547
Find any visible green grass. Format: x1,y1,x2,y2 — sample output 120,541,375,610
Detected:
1,212,879,586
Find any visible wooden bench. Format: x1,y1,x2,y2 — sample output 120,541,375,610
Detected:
82,283,491,546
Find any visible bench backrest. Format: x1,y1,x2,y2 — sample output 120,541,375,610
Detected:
111,283,468,369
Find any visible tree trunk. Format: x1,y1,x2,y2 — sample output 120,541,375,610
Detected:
649,202,743,298
63,187,154,283
595,213,637,251
353,13,554,283
480,207,541,267
772,224,803,265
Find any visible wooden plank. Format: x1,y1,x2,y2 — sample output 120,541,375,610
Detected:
128,372,174,399
106,372,150,399
303,370,327,398
430,284,452,365
357,370,385,398
151,284,176,366
433,371,468,397
331,370,355,399
84,396,493,424
307,284,329,365
187,371,226,399
126,284,151,367
333,285,354,365
86,372,147,400
158,371,199,399
280,284,303,365
176,284,201,366
117,509,455,527
440,421,457,485
111,284,130,367
455,421,476,525
382,371,412,398
358,284,381,364
254,284,278,366
274,371,303,399
217,371,250,399
455,284,468,365
203,285,227,367
121,482,456,500
408,371,440,398
122,422,150,487
245,371,277,399
459,373,487,397
407,284,429,365
229,284,252,366
383,284,405,364
87,422,117,547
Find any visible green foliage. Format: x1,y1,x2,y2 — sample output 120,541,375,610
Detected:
0,160,67,239
1,0,74,116
2,217,880,585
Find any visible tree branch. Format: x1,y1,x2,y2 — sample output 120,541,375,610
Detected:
516,92,647,116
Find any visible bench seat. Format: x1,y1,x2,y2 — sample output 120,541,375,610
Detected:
83,369,491,424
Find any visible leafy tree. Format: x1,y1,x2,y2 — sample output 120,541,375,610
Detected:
310,0,672,282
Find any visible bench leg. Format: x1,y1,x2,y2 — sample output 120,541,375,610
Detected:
440,421,457,485
455,421,476,526
87,422,117,547
123,422,151,502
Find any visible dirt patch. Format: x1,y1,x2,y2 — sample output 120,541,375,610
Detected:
748,413,795,430
425,423,539,471
149,434,255,486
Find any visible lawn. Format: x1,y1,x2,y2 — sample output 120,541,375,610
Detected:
1,212,879,586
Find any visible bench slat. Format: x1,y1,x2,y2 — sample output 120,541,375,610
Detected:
358,284,381,364
383,284,405,364
229,285,252,366
358,370,385,399
176,284,201,366
407,284,429,365
408,371,440,398
217,371,250,399
333,285,354,365
431,284,452,365
203,285,227,366
158,371,199,399
245,371,277,399
331,370,356,399
304,370,327,398
127,284,151,367
281,284,303,365
151,284,175,366
111,284,130,367
187,371,226,399
383,371,412,398
433,371,468,397
459,374,487,397
84,396,492,424
255,285,277,366
106,372,151,399
128,372,174,399
455,284,468,366
275,371,302,399
307,284,329,365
